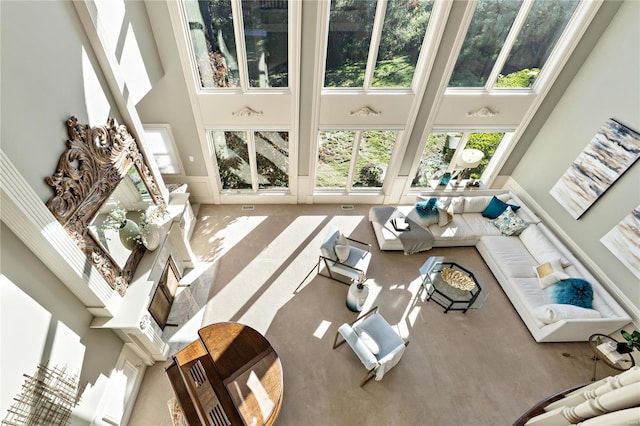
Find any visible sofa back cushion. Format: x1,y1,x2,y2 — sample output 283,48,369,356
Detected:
519,225,570,267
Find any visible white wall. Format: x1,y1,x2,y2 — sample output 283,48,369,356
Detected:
0,1,138,422
1,225,124,423
512,0,640,317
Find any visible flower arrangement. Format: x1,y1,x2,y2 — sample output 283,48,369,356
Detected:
100,206,129,231
138,205,169,240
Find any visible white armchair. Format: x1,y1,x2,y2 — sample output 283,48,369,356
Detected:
333,306,409,386
319,225,372,284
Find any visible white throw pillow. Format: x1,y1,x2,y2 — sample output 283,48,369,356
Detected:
335,244,350,263
534,259,569,289
533,304,601,324
337,233,348,246
355,330,380,355
437,202,454,227
464,196,493,213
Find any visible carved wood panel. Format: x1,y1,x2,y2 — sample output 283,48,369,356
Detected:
45,117,165,295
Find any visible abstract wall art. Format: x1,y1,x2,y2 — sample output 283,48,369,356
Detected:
550,118,640,219
601,206,640,279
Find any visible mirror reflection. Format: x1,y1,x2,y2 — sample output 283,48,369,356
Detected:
88,166,154,269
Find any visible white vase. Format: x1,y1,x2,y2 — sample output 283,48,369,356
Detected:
119,219,140,250
141,223,161,251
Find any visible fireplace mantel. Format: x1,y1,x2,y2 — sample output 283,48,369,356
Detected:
90,188,196,365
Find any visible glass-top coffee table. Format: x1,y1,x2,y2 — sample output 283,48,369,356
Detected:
418,256,481,313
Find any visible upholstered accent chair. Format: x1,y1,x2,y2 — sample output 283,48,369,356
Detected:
333,306,409,387
319,225,372,285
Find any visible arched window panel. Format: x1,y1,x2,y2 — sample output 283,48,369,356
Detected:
448,0,522,88
183,0,289,89
411,131,509,189
448,0,581,90
494,0,579,89
372,0,433,88
316,130,397,191
324,0,434,90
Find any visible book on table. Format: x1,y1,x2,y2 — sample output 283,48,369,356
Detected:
391,217,410,231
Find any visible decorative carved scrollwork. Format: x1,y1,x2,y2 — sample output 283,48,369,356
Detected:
232,106,264,117
349,106,381,117
45,117,165,295
466,107,499,118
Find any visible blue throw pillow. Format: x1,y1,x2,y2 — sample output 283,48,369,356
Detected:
415,198,439,219
482,196,521,219
545,278,593,309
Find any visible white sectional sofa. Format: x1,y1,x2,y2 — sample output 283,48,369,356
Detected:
369,191,631,342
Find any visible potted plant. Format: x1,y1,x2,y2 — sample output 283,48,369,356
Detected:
617,330,640,354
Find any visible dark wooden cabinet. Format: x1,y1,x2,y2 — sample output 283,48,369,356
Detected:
165,323,283,425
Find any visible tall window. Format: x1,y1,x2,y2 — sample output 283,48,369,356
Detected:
210,130,289,191
316,130,397,190
411,132,507,188
448,0,579,89
324,0,433,89
183,0,289,89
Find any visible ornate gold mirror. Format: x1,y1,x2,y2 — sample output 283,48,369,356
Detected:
46,117,165,295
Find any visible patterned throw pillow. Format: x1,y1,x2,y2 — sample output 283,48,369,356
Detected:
490,206,529,236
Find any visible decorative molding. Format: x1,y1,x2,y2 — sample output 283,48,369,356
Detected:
45,117,165,295
466,107,499,118
232,106,264,117
349,106,381,117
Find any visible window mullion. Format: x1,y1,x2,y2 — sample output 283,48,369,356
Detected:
363,0,387,90
232,0,249,91
247,131,259,192
484,0,535,91
346,131,362,190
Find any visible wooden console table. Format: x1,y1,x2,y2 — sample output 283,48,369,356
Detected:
165,323,283,425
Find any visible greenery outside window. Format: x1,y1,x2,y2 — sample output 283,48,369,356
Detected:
210,130,289,191
316,130,397,190
448,0,579,89
411,132,506,188
324,0,433,89
183,0,289,89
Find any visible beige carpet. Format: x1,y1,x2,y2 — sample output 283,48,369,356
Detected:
128,204,621,426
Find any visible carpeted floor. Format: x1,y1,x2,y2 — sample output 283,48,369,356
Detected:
128,204,621,426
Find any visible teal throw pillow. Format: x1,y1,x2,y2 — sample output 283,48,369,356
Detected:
482,196,521,219
415,198,439,219
544,278,593,309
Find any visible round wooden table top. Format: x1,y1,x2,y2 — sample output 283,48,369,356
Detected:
199,322,284,426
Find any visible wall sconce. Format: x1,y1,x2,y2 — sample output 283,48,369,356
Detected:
454,149,484,185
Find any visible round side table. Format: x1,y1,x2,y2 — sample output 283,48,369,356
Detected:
346,282,369,312
588,333,635,381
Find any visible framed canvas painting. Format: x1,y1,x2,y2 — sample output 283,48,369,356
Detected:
550,119,640,219
601,206,640,279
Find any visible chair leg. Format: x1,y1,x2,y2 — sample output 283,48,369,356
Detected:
294,260,320,293
332,331,346,349
360,369,376,387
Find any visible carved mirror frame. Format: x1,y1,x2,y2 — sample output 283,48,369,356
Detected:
46,116,166,296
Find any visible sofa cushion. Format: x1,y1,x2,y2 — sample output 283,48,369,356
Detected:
519,225,570,266
545,278,594,309
482,196,521,219
459,213,503,237
464,196,493,213
478,235,538,278
429,215,477,242
535,259,569,289
490,206,529,236
533,304,601,324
